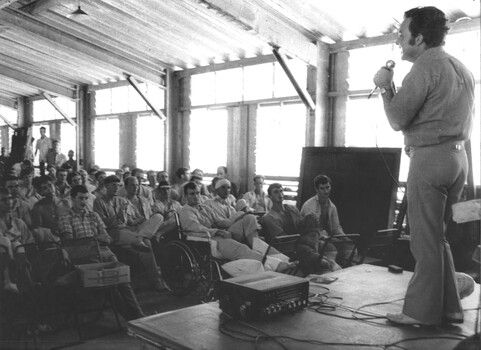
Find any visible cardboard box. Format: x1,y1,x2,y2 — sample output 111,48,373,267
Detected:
76,261,130,288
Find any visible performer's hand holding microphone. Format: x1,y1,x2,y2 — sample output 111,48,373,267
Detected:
369,60,396,99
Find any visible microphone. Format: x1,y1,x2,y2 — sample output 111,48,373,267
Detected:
368,60,396,99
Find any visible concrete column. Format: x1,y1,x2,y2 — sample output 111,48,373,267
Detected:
315,41,330,146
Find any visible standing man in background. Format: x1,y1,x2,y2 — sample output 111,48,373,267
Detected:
35,126,51,176
373,6,474,326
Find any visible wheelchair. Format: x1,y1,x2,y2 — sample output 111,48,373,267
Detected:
156,213,226,301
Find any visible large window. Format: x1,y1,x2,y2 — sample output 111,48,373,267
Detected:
190,58,307,107
136,115,164,170
94,118,119,169
255,102,306,177
93,81,166,170
189,108,228,173
32,97,76,122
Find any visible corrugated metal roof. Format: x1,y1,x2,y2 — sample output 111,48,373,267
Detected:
0,0,479,105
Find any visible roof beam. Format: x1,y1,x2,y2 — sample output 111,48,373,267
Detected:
330,18,480,53
41,92,76,126
0,96,16,109
0,64,76,99
0,0,20,10
199,0,317,66
21,0,65,15
0,9,164,86
0,112,15,129
125,74,166,121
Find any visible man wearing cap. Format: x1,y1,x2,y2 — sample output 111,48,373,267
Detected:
152,180,182,239
204,178,260,247
94,175,164,291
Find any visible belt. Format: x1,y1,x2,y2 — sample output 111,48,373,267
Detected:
409,141,465,151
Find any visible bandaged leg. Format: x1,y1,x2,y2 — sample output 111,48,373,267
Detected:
137,214,164,239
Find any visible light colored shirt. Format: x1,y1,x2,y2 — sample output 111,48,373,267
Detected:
386,47,475,146
242,191,272,213
300,196,344,236
178,204,230,237
35,136,51,162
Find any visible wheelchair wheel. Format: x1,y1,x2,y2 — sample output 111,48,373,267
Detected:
159,240,200,296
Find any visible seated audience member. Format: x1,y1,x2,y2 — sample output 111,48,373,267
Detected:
209,177,236,205
92,170,107,198
146,170,157,190
216,166,239,199
262,183,302,242
54,167,71,199
242,175,271,213
4,175,32,229
19,166,40,209
46,164,57,183
60,162,73,173
192,169,210,197
152,181,182,239
78,168,95,193
173,167,190,203
154,171,179,202
300,175,352,266
58,185,144,320
189,174,209,203
31,175,70,236
118,168,154,206
0,188,35,292
115,169,124,181
178,182,294,275
67,171,95,211
46,139,68,169
87,165,100,189
93,175,163,291
204,179,262,247
123,176,164,242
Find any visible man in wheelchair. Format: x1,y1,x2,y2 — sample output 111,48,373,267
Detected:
178,182,296,276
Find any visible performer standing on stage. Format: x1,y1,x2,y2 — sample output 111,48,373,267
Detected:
373,6,475,325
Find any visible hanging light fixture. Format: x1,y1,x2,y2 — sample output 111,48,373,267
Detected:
68,0,88,18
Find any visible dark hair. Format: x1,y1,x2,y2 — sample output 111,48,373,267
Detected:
34,175,53,190
404,6,449,48
20,166,35,177
175,167,189,179
124,176,138,187
94,170,106,180
131,168,144,177
217,166,227,174
211,176,219,189
184,181,197,195
70,185,88,198
314,175,331,188
67,171,81,184
40,126,46,131
61,162,72,171
267,183,282,196
56,168,68,174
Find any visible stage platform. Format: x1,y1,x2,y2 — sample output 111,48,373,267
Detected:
128,264,480,350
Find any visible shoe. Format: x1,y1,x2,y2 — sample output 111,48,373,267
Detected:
456,272,475,299
386,313,429,326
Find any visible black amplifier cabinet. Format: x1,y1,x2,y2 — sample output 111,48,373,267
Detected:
219,271,309,320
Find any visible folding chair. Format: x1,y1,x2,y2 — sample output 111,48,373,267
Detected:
319,233,361,268
353,229,399,266
61,237,122,339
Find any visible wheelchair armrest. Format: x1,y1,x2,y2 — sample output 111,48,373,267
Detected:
271,234,300,243
185,231,212,242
